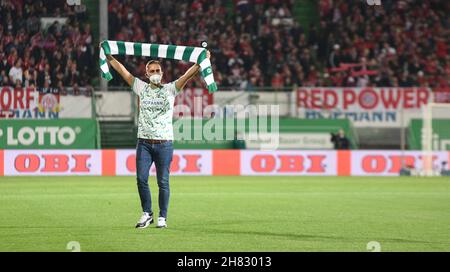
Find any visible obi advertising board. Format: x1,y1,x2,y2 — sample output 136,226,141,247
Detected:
114,149,213,176
239,150,339,176
2,149,448,176
0,149,213,176
296,87,432,127
2,150,103,176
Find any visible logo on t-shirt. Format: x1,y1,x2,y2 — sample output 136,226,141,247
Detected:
141,98,165,109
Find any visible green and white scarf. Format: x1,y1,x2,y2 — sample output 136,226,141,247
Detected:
99,40,218,92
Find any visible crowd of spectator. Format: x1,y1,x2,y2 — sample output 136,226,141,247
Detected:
108,0,449,90
1,0,448,90
0,0,95,90
107,0,302,90
318,0,449,88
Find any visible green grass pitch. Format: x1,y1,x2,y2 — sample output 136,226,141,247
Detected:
0,176,449,252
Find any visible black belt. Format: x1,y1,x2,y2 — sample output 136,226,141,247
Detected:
139,138,171,144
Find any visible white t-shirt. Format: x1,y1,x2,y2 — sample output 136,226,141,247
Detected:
132,77,180,140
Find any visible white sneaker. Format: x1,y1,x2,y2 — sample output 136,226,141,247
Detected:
156,217,167,228
135,212,153,229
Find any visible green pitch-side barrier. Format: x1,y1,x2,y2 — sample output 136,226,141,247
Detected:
408,119,450,150
173,118,358,149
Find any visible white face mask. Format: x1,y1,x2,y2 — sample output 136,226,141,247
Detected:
149,74,162,85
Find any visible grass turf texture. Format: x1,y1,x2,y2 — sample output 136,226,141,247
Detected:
0,176,449,252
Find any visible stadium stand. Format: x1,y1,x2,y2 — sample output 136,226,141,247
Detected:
319,0,449,88
105,0,448,90
0,0,95,90
1,0,448,90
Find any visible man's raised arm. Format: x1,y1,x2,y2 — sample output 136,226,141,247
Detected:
175,50,211,91
104,54,134,87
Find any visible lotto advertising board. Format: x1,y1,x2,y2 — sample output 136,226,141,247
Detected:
0,119,98,149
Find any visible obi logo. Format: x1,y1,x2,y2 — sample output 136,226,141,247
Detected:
14,154,91,173
361,155,438,173
250,155,327,173
126,154,203,173
1,126,81,146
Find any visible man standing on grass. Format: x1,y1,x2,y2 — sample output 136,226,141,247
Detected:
103,45,211,229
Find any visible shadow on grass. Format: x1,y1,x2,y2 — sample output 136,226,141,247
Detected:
170,222,450,247
1,224,448,248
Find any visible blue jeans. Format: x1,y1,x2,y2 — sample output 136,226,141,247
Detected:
136,139,173,219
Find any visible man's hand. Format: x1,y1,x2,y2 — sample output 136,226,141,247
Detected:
175,50,211,91
100,41,133,86
99,42,105,55
100,42,114,61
